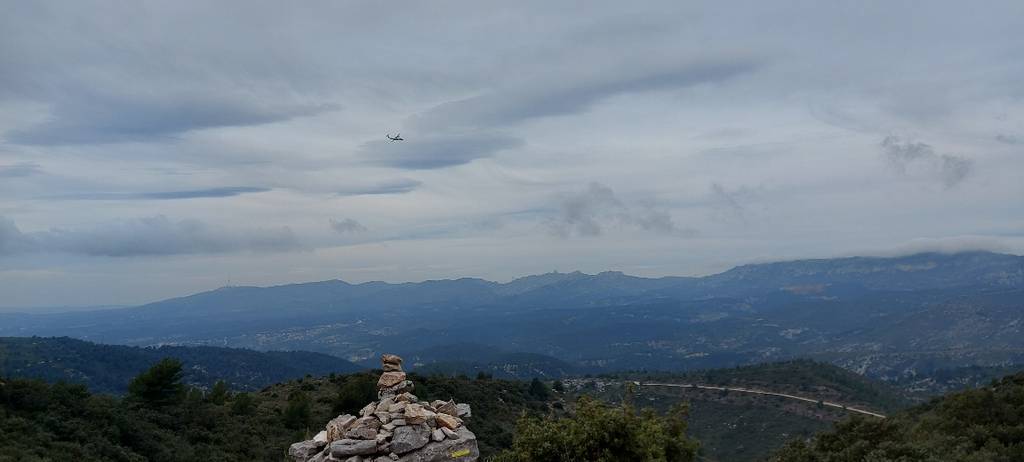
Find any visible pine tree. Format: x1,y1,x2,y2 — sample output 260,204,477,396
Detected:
528,378,550,400
283,390,312,429
231,392,256,415
127,358,185,407
208,380,230,405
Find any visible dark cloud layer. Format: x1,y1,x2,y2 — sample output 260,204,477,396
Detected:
0,163,42,178
6,92,336,145
336,179,422,196
0,2,340,146
881,135,974,188
360,133,523,169
0,215,299,257
995,134,1020,145
416,56,760,130
329,218,367,234
549,182,689,237
50,186,270,200
553,182,620,236
710,183,747,221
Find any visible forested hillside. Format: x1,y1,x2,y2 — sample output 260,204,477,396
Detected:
571,361,910,462
771,372,1024,461
0,364,558,461
3,356,1021,461
633,360,911,411
0,336,361,394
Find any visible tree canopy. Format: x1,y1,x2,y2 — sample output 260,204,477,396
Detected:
771,372,1024,461
495,396,699,462
127,357,185,407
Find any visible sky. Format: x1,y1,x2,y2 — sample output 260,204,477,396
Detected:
2,1,1024,307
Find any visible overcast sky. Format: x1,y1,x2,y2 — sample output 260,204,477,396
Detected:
2,1,1023,307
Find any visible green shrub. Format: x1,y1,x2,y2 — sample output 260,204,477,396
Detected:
494,396,699,462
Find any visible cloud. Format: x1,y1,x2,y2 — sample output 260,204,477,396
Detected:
360,132,523,169
329,218,367,234
939,155,973,188
336,178,422,196
553,182,621,237
48,186,270,200
881,136,934,173
0,162,41,178
631,209,681,234
5,90,336,145
710,182,748,222
866,235,1017,257
0,216,33,255
0,215,300,257
995,134,1021,145
880,135,974,188
414,55,760,130
548,182,690,237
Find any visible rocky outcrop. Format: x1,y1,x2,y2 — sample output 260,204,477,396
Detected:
288,354,478,462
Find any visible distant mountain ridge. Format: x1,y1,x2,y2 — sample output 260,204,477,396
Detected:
2,251,1021,380
69,251,1024,313
111,251,1024,309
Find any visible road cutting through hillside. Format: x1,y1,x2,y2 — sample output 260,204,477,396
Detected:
637,382,887,418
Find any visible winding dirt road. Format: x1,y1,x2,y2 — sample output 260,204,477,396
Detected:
637,382,887,418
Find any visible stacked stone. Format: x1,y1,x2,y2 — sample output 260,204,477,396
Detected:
288,354,478,462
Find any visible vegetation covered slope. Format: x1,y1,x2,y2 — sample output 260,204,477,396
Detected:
635,359,911,412
771,372,1024,461
571,361,910,462
0,362,557,461
0,336,361,394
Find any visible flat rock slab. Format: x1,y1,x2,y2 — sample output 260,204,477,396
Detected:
394,427,479,462
434,400,458,416
390,423,431,454
289,440,322,460
378,371,407,388
331,439,379,457
434,413,460,430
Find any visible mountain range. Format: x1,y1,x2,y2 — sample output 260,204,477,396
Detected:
2,251,1022,381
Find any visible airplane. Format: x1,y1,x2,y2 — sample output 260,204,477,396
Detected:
386,133,404,141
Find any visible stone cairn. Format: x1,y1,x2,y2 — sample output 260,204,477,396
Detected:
288,354,479,462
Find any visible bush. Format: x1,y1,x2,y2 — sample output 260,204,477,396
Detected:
528,378,550,400
230,392,256,415
332,374,377,415
494,396,699,462
283,391,312,429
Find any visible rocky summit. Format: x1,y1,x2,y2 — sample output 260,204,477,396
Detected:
288,354,478,462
